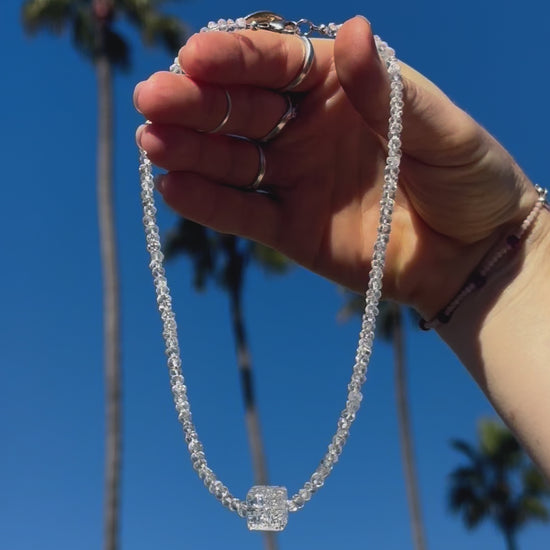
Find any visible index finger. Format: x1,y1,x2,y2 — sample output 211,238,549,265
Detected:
179,30,334,92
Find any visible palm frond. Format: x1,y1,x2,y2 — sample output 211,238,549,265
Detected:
336,290,363,323
449,465,483,484
163,219,215,291
251,243,291,274
71,6,96,59
115,0,154,17
464,499,489,528
104,28,131,68
478,419,521,467
522,466,550,497
139,13,186,52
518,496,550,522
451,438,483,464
22,0,73,35
117,0,186,52
448,419,550,540
449,484,488,527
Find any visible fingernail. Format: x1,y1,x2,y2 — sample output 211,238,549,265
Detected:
134,82,144,113
184,34,199,48
135,124,147,147
355,15,371,26
154,174,166,193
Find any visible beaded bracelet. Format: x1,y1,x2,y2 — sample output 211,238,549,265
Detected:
419,185,549,330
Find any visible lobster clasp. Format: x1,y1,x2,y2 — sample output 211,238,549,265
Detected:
245,11,297,33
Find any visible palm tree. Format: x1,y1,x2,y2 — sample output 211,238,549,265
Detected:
339,295,428,550
21,2,185,550
165,219,289,550
449,418,550,550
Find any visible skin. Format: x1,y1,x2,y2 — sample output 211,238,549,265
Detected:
134,17,550,477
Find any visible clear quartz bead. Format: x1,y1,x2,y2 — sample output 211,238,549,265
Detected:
236,500,249,518
177,410,191,423
170,375,184,388
167,355,181,375
328,23,339,36
388,136,401,149
228,497,239,512
246,486,288,531
317,460,333,477
212,480,227,499
288,494,304,512
311,472,324,489
188,439,203,454
143,215,155,227
191,453,206,470
199,468,213,484
298,486,312,502
172,381,185,395
149,250,164,264
337,416,351,430
342,409,356,423
347,390,363,412
326,445,340,463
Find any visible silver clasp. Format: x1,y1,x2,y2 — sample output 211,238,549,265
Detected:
535,184,549,205
245,12,299,34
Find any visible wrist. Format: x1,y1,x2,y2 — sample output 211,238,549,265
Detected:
420,185,548,329
465,202,550,331
436,200,550,352
405,177,544,322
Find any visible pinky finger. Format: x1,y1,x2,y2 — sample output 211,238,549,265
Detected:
157,172,282,247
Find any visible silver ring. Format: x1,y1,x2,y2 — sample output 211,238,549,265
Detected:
248,142,266,191
279,36,314,92
201,89,232,134
259,95,297,142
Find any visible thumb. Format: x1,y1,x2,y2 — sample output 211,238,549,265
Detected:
334,17,392,139
335,16,484,166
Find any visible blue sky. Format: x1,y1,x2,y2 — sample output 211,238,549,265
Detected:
2,1,549,549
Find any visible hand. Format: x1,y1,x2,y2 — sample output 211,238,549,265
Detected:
134,16,536,317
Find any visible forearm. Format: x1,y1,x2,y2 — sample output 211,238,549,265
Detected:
437,204,550,478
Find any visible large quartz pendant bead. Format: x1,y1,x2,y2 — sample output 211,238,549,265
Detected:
246,486,288,531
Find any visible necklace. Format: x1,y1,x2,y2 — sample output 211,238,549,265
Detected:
138,12,404,532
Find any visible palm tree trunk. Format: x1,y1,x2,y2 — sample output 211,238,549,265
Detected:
391,303,427,550
504,530,518,550
96,52,122,550
228,282,278,550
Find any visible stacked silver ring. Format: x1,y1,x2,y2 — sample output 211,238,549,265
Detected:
201,89,232,134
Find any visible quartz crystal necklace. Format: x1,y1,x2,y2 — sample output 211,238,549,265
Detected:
139,12,404,532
